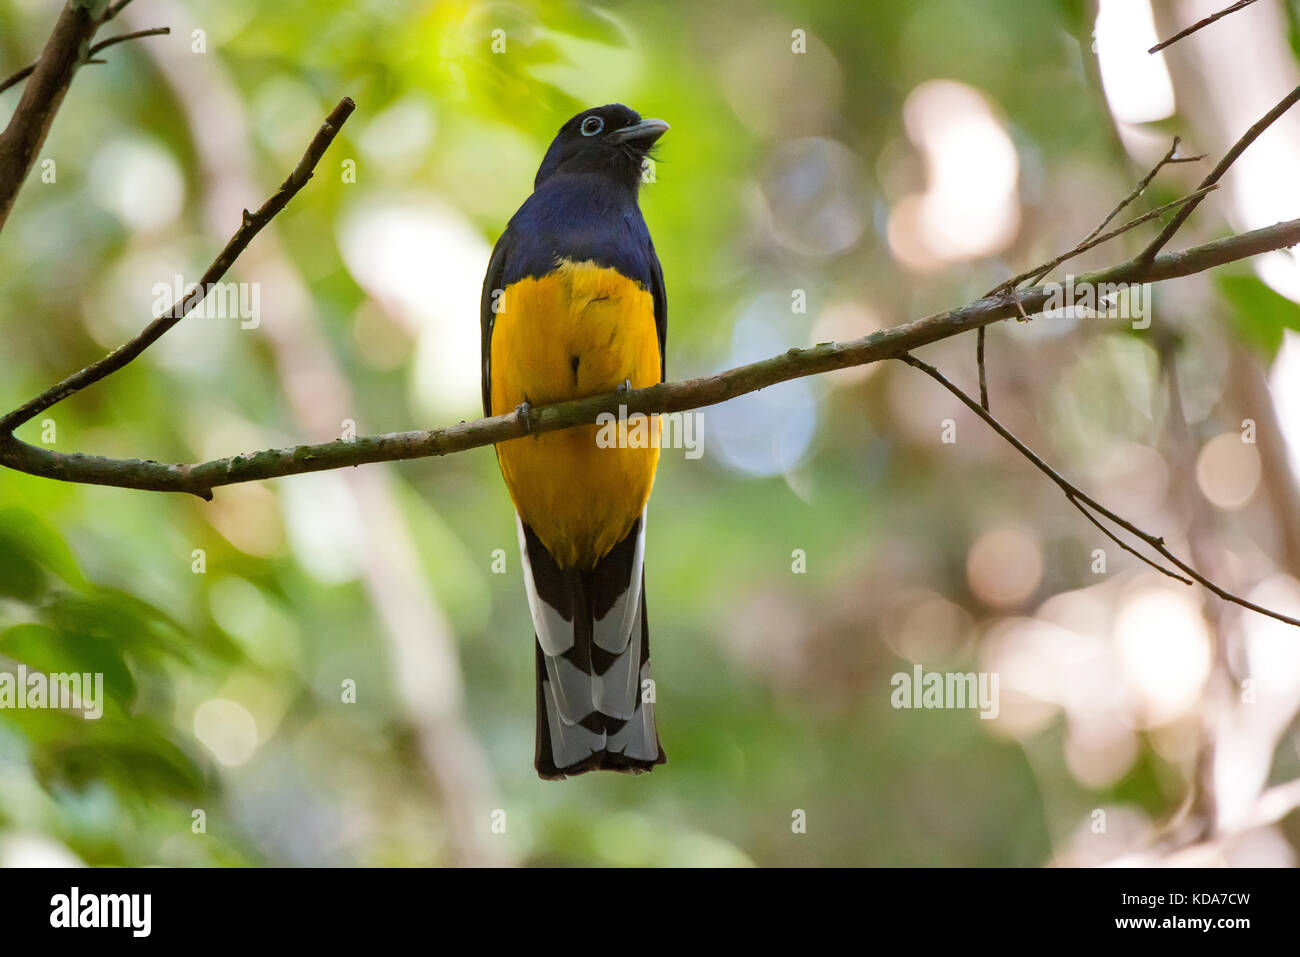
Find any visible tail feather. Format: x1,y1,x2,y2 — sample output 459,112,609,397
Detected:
520,513,665,780
603,590,660,763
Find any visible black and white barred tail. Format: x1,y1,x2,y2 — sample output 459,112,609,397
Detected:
517,511,665,779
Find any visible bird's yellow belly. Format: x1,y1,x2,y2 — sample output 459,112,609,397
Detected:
490,259,661,569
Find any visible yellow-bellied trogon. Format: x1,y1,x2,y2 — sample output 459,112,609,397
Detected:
481,105,670,779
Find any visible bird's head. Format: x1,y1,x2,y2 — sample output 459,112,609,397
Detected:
534,103,669,192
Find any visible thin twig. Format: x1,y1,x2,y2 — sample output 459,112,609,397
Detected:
1,28,171,95
997,185,1217,295
0,2,104,229
1079,138,1204,248
975,139,1204,402
1149,0,1261,54
91,25,170,56
897,353,1300,628
984,138,1201,301
1066,491,1193,585
977,326,989,409
0,96,356,435
1139,81,1300,263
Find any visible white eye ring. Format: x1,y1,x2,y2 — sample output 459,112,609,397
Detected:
580,115,604,136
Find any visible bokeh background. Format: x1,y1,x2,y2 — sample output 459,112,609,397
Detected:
3,0,1300,866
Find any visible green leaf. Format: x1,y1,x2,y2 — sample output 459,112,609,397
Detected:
0,537,44,601
0,622,136,708
0,507,86,591
43,588,193,666
1218,273,1300,358
27,716,210,802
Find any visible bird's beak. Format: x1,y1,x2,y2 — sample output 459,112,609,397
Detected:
611,118,670,145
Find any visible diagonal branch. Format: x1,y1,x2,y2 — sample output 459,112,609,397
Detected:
977,326,989,409
0,27,171,96
0,2,106,230
1149,0,1260,54
0,95,356,435
1139,81,1300,263
998,184,1217,295
978,75,1300,414
897,352,1300,628
1075,138,1205,248
1065,490,1193,586
986,138,1204,302
977,138,1205,410
978,75,1300,408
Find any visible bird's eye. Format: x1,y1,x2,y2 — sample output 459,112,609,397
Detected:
580,116,604,136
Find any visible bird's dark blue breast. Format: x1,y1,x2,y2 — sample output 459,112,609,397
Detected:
499,174,657,291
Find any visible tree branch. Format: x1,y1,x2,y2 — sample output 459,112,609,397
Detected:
977,137,1204,411
896,353,1300,629
3,216,1299,501
0,27,170,96
998,183,1218,294
0,95,356,435
0,1,107,230
1076,138,1205,245
1139,81,1300,262
1148,0,1260,54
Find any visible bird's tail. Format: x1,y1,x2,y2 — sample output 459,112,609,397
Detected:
517,513,665,779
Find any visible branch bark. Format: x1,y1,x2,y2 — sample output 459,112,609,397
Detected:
898,351,1300,629
0,2,104,230
0,95,356,434
2,215,1299,499
1148,0,1261,54
1139,81,1300,262
0,26,170,95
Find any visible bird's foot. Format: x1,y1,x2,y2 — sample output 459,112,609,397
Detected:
515,401,532,434
617,379,632,393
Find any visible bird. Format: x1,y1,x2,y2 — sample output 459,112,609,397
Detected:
480,104,669,779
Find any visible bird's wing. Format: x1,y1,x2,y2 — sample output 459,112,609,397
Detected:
647,234,667,380
480,228,513,417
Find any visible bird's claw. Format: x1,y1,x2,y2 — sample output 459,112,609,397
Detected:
617,378,632,393
516,401,532,434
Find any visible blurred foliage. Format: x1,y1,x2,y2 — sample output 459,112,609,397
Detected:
1,0,1299,867
1218,275,1300,358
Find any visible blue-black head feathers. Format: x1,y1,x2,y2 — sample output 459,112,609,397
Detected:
534,104,669,191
